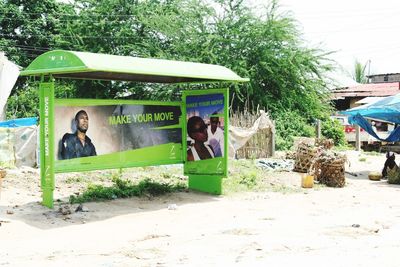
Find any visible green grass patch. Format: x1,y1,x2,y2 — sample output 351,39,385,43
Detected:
224,159,299,194
362,151,382,156
270,184,299,194
333,144,353,151
69,177,186,204
358,157,367,162
65,176,87,184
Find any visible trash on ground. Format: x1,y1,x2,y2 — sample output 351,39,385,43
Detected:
256,159,294,171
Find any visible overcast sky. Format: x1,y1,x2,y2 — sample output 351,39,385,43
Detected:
248,0,400,83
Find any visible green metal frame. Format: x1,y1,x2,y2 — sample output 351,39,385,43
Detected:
21,50,248,208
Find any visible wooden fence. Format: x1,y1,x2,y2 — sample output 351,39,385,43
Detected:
229,108,275,159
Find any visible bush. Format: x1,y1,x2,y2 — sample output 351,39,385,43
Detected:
6,81,77,119
6,85,39,119
274,110,315,150
321,118,346,146
69,177,186,204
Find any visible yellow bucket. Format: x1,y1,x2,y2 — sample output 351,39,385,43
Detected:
368,171,382,181
301,174,314,188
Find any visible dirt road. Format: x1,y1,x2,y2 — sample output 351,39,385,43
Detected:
1,151,399,266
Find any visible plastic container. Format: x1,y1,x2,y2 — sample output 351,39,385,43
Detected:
368,171,382,181
301,174,314,188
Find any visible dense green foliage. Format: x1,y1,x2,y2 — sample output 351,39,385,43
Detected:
321,117,346,146
1,0,336,148
274,110,315,150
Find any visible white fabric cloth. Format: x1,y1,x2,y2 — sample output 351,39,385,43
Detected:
228,110,275,158
0,125,38,168
0,53,20,120
207,126,224,157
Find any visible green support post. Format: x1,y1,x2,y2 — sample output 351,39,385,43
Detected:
39,79,55,208
188,174,222,195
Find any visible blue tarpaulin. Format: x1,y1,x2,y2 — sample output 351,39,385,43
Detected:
347,114,400,142
0,117,38,128
341,93,400,124
340,93,400,142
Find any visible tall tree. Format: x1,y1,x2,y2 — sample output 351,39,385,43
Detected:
3,0,336,149
0,0,75,66
0,0,76,118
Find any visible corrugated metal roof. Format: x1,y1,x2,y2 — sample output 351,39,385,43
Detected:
366,73,400,78
332,82,400,99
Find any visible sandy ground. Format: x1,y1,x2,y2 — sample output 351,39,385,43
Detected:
1,150,400,267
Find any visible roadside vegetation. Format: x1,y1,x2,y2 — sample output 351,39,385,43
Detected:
67,160,304,204
1,0,343,149
69,177,186,204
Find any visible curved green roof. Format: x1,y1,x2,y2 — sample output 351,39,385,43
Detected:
20,50,249,83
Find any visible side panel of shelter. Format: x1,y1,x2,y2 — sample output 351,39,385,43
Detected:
183,89,229,194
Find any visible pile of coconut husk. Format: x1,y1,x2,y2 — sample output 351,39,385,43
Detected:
313,150,346,187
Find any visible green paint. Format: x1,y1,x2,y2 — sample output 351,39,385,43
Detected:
154,111,174,121
20,50,249,83
55,98,182,107
39,81,55,208
21,50,247,209
151,124,181,130
109,115,132,125
224,91,229,176
107,111,174,125
210,113,224,118
184,157,226,175
55,143,182,173
188,174,222,195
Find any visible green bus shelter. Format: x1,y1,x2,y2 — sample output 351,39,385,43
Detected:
20,50,249,208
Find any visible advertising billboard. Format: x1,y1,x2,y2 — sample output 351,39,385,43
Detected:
183,89,228,176
54,99,182,172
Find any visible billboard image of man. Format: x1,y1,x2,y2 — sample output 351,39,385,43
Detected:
207,113,224,157
60,110,97,160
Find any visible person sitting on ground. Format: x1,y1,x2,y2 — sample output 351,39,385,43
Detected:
187,116,215,161
382,151,400,184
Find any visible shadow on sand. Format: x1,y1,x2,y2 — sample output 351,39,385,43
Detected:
0,190,220,230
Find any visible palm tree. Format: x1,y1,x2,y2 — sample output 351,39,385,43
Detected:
352,60,369,83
